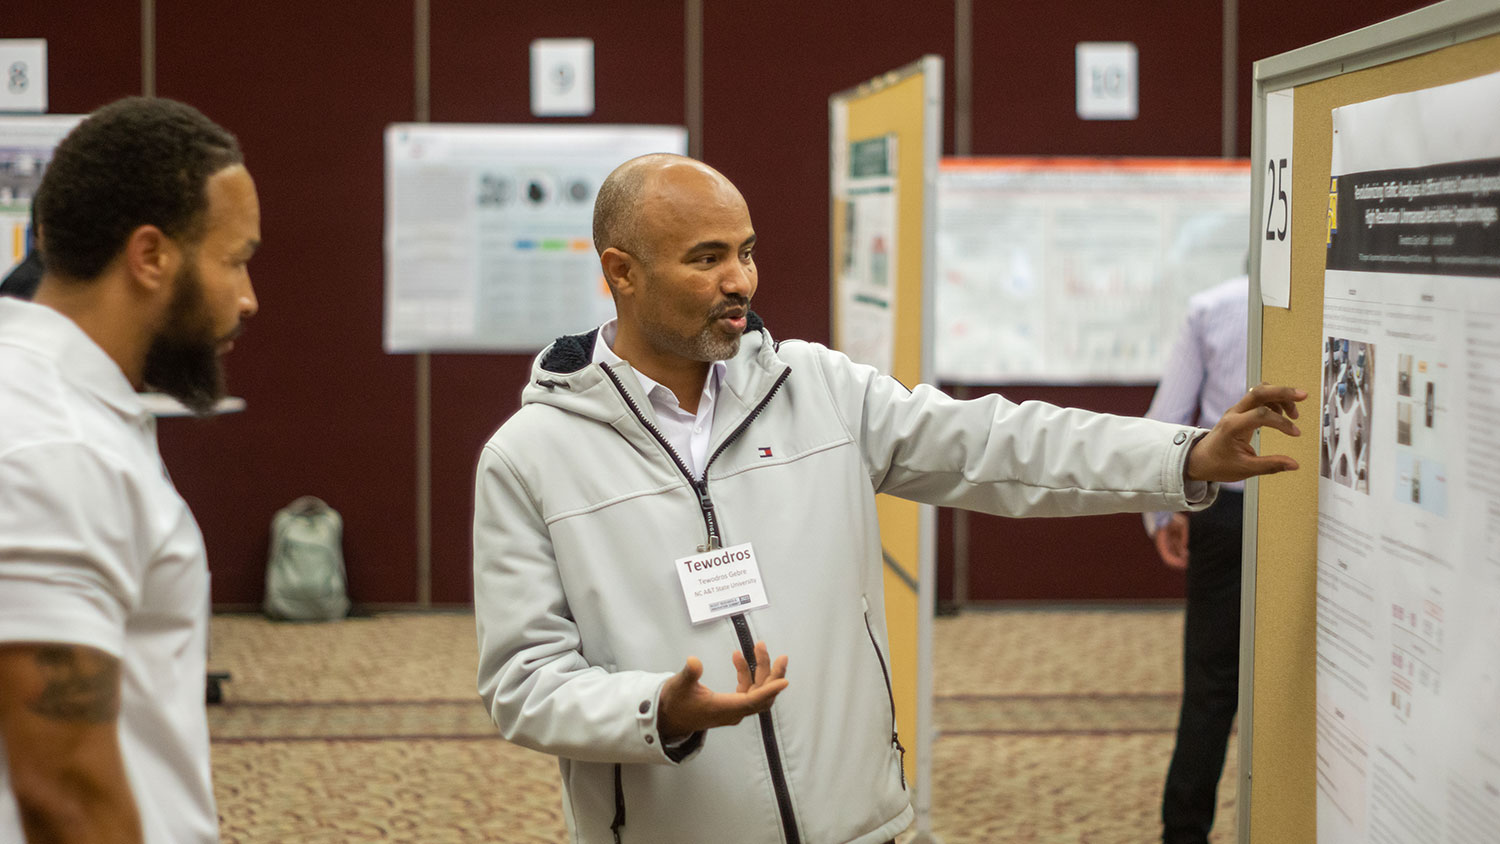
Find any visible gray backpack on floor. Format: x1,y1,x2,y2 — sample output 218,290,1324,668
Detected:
264,496,350,621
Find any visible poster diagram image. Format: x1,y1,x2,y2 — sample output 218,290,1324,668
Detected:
1394,453,1448,516
1391,351,1448,513
0,115,85,273
0,146,48,208
1389,598,1444,726
1321,337,1373,493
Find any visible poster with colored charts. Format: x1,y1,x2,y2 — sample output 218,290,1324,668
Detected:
383,124,687,353
1315,70,1500,844
0,115,83,276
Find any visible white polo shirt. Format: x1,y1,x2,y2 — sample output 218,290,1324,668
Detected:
0,298,218,842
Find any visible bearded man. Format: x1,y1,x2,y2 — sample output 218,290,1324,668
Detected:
0,97,259,844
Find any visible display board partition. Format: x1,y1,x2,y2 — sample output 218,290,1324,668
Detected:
1245,2,1500,841
829,55,942,843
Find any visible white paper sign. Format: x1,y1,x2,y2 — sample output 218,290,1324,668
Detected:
1259,88,1294,308
0,40,47,114
673,542,769,625
530,39,594,117
1075,42,1138,120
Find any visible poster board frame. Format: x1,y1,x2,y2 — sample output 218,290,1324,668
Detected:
829,54,943,843
1244,2,1500,841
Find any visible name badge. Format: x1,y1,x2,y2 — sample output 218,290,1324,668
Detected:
674,541,770,625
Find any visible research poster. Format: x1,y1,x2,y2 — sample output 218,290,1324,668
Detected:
833,134,898,375
934,159,1249,383
1315,70,1500,844
384,124,687,353
0,115,82,275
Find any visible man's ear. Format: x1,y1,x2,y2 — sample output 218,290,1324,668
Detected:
600,247,638,298
121,225,178,293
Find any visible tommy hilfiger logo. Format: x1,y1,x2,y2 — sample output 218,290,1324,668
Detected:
758,447,773,458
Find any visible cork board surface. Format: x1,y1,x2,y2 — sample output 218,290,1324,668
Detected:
1250,31,1500,844
833,65,936,788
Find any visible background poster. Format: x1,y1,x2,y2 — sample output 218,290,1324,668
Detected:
833,133,898,375
383,124,686,353
0,114,83,275
1315,70,1500,844
934,158,1249,384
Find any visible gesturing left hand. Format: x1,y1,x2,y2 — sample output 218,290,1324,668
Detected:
657,641,788,742
1187,383,1308,483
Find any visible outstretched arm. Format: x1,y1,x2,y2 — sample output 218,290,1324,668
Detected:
1187,383,1307,482
0,644,141,844
810,342,1222,518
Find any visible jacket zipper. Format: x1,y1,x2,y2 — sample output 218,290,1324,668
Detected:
863,607,907,789
600,362,801,844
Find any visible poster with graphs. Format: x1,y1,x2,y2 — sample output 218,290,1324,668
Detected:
384,124,686,352
1315,70,1500,844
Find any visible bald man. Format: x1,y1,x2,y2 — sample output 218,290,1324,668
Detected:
472,154,1304,844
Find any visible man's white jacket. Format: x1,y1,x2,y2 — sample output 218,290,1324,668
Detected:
473,315,1211,844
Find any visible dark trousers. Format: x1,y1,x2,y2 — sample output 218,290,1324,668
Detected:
1162,491,1243,844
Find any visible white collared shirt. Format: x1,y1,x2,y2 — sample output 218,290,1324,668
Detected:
0,298,219,843
592,319,727,479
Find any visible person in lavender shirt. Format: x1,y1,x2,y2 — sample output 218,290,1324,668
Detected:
1144,274,1250,844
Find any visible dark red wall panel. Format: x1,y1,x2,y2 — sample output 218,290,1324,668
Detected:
703,0,956,348
1235,0,1430,156
425,0,689,603
153,2,418,604
5,1,141,112
956,1,1221,601
427,356,530,605
970,0,1222,157
936,384,1184,602
430,0,685,126
938,506,1180,602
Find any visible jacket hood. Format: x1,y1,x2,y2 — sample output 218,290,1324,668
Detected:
520,311,781,424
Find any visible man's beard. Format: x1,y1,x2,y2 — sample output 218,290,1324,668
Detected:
639,294,750,364
642,318,741,363
142,260,229,416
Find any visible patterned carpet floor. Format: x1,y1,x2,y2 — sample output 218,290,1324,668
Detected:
207,608,1237,843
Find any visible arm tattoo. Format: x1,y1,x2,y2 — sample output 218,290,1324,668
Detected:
27,646,121,724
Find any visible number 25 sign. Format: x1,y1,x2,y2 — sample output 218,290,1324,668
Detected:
1259,88,1294,308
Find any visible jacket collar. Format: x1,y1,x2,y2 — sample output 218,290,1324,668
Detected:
522,311,786,430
